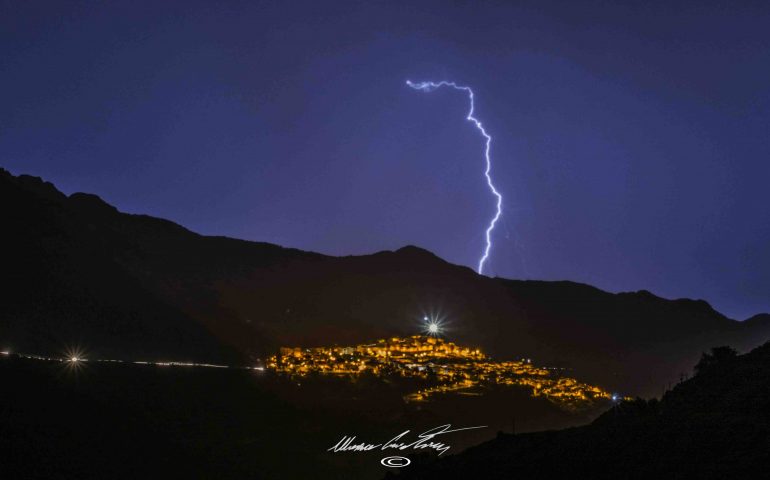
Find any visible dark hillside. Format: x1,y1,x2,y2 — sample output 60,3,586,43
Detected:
2,168,768,395
393,342,770,479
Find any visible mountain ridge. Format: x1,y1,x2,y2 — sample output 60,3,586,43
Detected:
2,167,769,396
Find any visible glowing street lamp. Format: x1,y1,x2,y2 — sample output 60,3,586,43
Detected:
63,346,87,367
423,314,444,337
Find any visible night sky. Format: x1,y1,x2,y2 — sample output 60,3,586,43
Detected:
2,1,769,319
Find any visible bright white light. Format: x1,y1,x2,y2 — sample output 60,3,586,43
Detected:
407,79,503,276
63,347,87,366
422,312,448,336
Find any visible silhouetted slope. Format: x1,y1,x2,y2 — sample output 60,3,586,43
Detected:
0,356,377,480
493,281,765,395
0,354,598,480
0,170,238,362
1,168,769,394
393,342,770,479
745,313,770,325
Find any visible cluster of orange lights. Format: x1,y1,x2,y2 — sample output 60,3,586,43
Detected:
268,335,616,409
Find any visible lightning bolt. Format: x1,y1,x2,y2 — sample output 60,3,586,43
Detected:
406,80,503,276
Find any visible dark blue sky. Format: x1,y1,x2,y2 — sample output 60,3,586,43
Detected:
2,1,769,319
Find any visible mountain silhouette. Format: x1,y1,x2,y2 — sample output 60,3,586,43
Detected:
2,167,768,395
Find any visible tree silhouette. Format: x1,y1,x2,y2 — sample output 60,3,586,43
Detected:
694,346,738,374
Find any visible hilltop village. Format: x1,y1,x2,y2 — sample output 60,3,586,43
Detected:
268,335,614,409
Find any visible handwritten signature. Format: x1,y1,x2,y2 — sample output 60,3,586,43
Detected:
328,424,486,456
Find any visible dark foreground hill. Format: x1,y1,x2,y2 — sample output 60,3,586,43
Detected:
0,353,599,480
0,354,386,480
2,168,769,395
392,342,770,480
